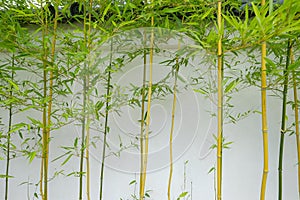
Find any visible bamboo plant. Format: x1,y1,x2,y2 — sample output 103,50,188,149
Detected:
78,1,93,199
40,2,59,199
0,11,18,200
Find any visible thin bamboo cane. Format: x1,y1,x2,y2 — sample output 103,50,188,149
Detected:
167,45,180,200
217,1,223,200
99,38,113,200
5,54,14,200
86,1,93,200
86,101,91,200
278,40,292,200
139,30,147,199
291,48,300,198
79,77,87,200
43,3,59,200
40,2,49,198
260,2,269,200
140,12,155,200
79,3,88,199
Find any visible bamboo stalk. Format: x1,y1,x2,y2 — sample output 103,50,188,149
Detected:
217,1,223,200
40,2,48,199
79,76,86,200
99,38,113,200
167,46,180,200
5,53,15,200
44,3,59,200
79,2,88,199
260,42,269,200
291,48,300,198
86,1,93,200
260,2,269,200
140,13,154,200
86,107,91,200
278,40,292,200
139,30,147,199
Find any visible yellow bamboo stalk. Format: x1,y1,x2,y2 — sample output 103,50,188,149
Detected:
167,43,180,200
217,1,223,200
260,1,269,200
291,49,300,198
140,12,154,200
139,30,147,199
43,3,59,200
260,41,269,200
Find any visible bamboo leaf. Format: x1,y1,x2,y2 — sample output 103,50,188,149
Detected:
0,174,14,179
4,77,19,90
61,154,73,166
193,88,208,95
225,80,239,93
9,123,29,134
177,192,188,200
129,180,136,185
208,167,215,174
163,7,180,13
101,3,111,22
27,151,36,163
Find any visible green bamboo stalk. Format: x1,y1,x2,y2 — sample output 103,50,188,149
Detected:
99,38,113,200
86,97,91,200
217,1,223,200
291,48,300,198
278,40,292,200
167,51,179,200
79,2,88,199
5,53,15,200
139,30,147,199
79,77,87,200
260,1,269,200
